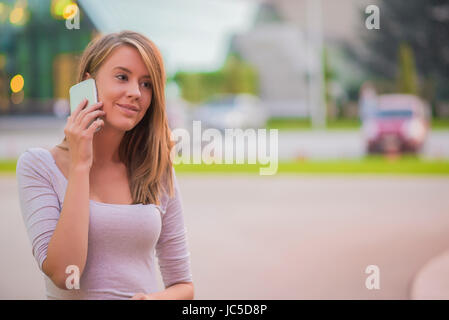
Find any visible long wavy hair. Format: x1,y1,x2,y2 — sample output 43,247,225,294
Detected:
58,30,174,205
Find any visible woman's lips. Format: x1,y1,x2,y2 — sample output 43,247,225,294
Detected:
116,103,138,115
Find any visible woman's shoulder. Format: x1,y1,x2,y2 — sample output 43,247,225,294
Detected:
16,147,55,178
17,147,51,164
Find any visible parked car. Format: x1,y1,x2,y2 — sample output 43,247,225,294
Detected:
191,94,268,131
362,94,430,154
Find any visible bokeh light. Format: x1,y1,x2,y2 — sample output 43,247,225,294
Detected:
51,0,73,19
9,7,24,24
10,75,24,93
63,3,78,20
8,2,29,26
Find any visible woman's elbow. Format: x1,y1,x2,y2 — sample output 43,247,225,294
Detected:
43,259,82,291
50,274,69,290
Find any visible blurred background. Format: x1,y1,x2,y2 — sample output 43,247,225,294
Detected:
1,0,449,299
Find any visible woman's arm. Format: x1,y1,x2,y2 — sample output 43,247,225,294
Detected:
154,169,194,298
42,164,91,290
16,152,91,290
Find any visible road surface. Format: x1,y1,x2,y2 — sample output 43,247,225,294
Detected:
1,174,449,299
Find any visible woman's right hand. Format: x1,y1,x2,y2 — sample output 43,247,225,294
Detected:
64,98,106,170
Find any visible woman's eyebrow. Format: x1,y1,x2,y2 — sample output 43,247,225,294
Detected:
113,66,151,79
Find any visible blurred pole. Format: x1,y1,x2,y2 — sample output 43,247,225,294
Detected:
306,0,326,129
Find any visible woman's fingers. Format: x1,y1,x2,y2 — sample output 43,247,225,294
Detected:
75,101,103,126
80,109,105,130
64,104,104,139
86,117,104,135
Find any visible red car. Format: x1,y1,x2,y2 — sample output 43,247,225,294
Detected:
362,94,430,154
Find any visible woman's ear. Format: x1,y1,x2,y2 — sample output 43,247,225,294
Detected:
83,72,92,81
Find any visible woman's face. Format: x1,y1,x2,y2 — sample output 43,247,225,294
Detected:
88,45,153,132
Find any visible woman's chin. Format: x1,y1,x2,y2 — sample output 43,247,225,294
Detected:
100,118,136,133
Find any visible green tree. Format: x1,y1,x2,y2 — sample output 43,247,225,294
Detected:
396,43,418,95
222,54,258,95
346,0,449,115
174,53,259,104
322,47,338,119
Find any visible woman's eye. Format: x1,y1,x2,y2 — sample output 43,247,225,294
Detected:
142,82,151,89
116,74,127,81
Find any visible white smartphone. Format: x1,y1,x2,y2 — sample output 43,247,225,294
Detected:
69,78,101,132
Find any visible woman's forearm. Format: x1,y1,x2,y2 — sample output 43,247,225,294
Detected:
42,164,91,290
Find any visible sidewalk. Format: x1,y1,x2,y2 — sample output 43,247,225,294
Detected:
2,174,449,299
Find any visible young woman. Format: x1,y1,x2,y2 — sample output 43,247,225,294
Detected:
16,30,194,300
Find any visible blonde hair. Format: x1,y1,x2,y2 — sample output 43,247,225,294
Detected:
58,30,174,205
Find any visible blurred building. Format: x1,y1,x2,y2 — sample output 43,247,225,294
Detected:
268,0,376,43
0,0,97,116
230,3,309,117
230,0,377,118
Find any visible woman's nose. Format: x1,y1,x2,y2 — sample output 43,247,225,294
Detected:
127,81,141,99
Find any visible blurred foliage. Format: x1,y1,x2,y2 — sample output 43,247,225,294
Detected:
0,159,16,172
266,117,361,131
173,53,259,104
170,156,449,175
431,118,449,130
322,46,340,120
2,156,449,175
266,117,449,131
396,43,419,95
